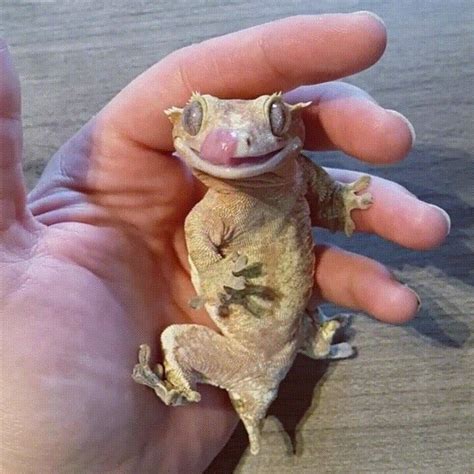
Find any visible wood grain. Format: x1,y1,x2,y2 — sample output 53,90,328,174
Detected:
1,1,472,472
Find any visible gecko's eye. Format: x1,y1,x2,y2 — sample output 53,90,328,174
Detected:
182,100,203,136
269,99,290,137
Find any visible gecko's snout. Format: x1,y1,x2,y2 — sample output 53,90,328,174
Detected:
194,126,290,172
200,128,239,165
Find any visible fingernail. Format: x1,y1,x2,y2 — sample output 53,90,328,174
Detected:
390,272,422,313
410,288,422,313
386,109,416,146
429,204,451,236
353,11,386,28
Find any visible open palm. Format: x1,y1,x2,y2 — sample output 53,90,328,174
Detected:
1,14,449,473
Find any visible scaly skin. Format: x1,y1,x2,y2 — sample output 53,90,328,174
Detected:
132,93,372,454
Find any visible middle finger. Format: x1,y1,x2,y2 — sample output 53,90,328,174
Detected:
323,168,450,250
285,82,415,164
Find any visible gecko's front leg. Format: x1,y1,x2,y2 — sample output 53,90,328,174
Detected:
298,154,373,236
341,175,373,236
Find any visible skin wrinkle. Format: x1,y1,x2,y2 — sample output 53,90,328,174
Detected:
172,224,194,279
195,45,237,99
170,268,198,323
353,259,388,314
0,119,22,168
177,56,198,102
0,126,25,228
53,130,96,192
255,36,292,90
0,69,21,120
1,251,34,301
28,189,85,217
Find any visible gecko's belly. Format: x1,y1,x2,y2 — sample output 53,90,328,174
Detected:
232,225,314,307
188,183,316,352
212,213,315,350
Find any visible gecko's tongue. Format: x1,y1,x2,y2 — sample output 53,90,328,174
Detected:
200,129,238,165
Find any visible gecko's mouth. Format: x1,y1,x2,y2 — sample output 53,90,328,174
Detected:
226,150,280,167
174,136,303,179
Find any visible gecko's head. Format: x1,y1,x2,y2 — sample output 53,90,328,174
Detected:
165,93,310,179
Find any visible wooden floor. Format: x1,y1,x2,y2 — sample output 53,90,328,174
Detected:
3,1,472,472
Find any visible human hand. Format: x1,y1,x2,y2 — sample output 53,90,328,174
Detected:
0,13,449,473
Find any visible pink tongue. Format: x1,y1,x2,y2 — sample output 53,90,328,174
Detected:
200,129,238,165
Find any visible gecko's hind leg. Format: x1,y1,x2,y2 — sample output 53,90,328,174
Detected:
134,323,279,454
134,324,255,406
132,343,199,406
300,309,355,360
133,325,235,406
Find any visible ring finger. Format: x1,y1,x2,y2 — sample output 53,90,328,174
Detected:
313,244,420,324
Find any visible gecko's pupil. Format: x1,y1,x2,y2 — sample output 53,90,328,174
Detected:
269,100,288,136
182,101,203,136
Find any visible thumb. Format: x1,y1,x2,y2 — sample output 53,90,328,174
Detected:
0,39,29,231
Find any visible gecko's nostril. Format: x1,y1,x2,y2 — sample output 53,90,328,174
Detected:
246,137,251,147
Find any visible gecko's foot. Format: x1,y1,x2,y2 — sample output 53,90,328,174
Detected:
316,309,352,338
132,344,164,387
132,344,200,406
317,326,356,360
317,309,353,328
319,311,356,359
302,310,356,360
342,175,373,236
328,342,356,359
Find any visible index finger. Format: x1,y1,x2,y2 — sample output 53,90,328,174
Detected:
103,12,386,150
0,39,29,231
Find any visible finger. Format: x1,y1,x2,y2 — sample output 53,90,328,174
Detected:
103,12,387,150
285,82,415,163
165,385,238,472
325,168,451,250
0,39,27,231
313,244,420,324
